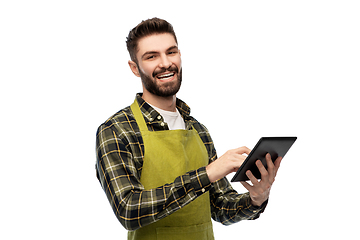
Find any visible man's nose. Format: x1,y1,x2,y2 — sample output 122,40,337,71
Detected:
159,54,172,69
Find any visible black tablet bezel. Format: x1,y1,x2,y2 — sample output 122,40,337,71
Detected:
231,137,297,182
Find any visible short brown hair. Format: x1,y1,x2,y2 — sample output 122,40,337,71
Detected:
126,18,178,62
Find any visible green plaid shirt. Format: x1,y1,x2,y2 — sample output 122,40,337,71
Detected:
96,94,267,231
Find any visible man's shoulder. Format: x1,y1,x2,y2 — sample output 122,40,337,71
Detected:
97,105,134,134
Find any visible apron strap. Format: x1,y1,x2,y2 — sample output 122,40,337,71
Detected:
130,100,149,132
131,99,197,132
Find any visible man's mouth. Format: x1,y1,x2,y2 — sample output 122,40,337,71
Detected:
155,72,176,82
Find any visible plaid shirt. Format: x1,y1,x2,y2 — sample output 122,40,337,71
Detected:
96,94,267,231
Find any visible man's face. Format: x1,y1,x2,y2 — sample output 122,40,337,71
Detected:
131,33,182,97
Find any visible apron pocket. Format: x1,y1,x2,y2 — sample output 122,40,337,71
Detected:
156,221,214,240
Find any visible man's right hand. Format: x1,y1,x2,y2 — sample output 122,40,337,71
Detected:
205,146,251,182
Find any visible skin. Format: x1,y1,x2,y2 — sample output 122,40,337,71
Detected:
206,148,282,206
128,33,282,207
128,33,182,112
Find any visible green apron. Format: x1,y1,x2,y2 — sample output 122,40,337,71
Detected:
128,100,214,240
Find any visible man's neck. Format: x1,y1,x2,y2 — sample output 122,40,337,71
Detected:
142,91,177,112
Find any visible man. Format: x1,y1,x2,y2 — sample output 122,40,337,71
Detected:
96,18,282,240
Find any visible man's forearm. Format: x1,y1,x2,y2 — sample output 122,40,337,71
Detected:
98,164,211,231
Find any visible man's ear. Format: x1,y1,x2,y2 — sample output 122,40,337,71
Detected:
128,60,141,77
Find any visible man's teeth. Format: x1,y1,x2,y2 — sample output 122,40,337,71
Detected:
157,73,174,79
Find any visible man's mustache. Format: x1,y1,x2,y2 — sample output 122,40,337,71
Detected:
152,65,179,78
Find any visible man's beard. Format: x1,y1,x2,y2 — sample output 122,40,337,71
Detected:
138,65,182,97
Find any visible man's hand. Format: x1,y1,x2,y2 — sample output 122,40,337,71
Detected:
206,147,251,183
241,153,282,206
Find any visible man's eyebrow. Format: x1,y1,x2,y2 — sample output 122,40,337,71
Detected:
141,51,159,59
167,45,179,51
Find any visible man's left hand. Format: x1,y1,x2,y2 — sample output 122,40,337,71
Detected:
240,153,282,207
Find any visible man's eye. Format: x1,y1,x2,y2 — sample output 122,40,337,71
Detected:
146,55,155,60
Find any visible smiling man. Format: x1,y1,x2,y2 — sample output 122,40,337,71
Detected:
96,18,282,240
128,32,182,112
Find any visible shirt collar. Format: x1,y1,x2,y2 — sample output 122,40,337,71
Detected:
135,93,191,122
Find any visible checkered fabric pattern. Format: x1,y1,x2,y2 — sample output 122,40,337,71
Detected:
96,93,267,231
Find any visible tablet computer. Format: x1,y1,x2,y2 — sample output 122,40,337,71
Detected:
231,137,297,182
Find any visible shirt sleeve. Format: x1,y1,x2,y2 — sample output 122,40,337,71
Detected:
210,177,268,224
95,122,211,231
208,151,268,224
193,121,268,224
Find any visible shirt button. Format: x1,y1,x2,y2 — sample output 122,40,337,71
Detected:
149,118,153,121
201,188,205,193
157,115,162,120
160,122,165,127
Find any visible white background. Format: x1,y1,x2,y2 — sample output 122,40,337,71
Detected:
1,1,359,239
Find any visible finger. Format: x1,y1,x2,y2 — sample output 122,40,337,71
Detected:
229,152,247,167
237,156,247,168
274,156,283,176
246,169,259,186
235,146,251,155
266,153,275,181
240,180,252,192
255,160,269,182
